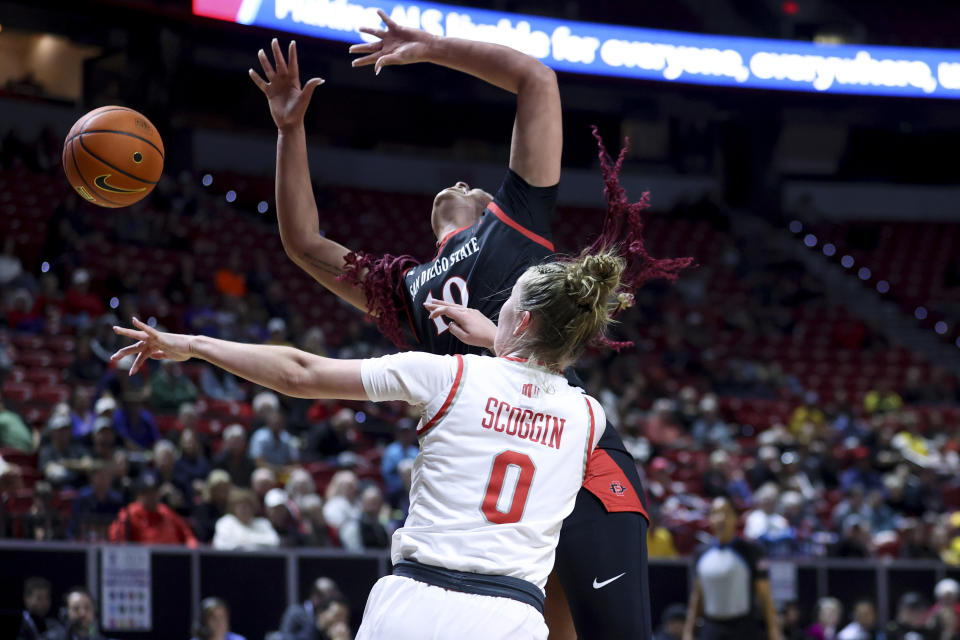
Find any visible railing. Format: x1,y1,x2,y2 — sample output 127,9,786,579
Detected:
1,540,956,640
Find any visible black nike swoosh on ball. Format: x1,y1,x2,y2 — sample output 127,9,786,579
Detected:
94,174,146,194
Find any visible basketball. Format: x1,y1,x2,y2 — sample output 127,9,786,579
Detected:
61,106,164,208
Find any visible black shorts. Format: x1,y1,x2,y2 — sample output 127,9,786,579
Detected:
553,424,651,640
701,617,763,640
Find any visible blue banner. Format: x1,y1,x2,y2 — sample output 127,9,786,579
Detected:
194,0,960,99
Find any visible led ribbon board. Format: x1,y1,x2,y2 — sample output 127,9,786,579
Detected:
195,0,960,99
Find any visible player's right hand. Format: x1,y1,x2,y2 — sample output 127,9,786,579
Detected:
424,300,497,349
111,317,193,375
249,39,325,132
349,9,435,75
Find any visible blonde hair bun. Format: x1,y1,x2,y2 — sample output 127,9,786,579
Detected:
564,252,625,311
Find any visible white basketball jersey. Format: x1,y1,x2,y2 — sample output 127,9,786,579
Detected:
361,352,604,591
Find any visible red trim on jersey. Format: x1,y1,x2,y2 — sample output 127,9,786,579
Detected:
399,266,421,344
418,354,464,436
584,397,597,456
433,223,474,260
488,202,555,252
582,449,650,520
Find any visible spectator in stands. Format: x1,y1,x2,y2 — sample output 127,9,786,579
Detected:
212,424,255,489
199,364,246,403
214,250,247,299
0,388,35,451
284,467,317,509
775,602,803,640
340,485,390,551
68,387,96,442
17,576,61,640
304,407,357,462
646,508,678,558
806,597,842,640
153,439,190,513
165,254,198,308
279,576,344,640
264,488,308,547
212,488,279,550
191,597,247,640
644,398,685,448
176,401,201,435
110,449,135,503
748,446,781,489
702,450,732,499
249,406,297,469
389,458,414,528
39,413,88,487
90,314,122,365
299,493,333,547
653,604,686,640
62,269,105,326
194,469,232,544
691,394,733,448
832,515,871,558
0,450,22,492
66,334,105,383
928,579,960,626
381,419,417,507
864,382,903,415
832,485,872,527
265,317,292,347
23,481,61,540
112,388,160,451
322,470,359,530
300,326,328,358
900,519,939,560
90,417,117,463
44,587,107,640
251,467,277,503
839,449,882,493
866,489,896,533
149,360,199,413
837,600,877,640
67,461,123,541
0,235,25,287
173,428,210,497
789,392,826,438
886,593,937,640
109,472,198,547
744,483,790,542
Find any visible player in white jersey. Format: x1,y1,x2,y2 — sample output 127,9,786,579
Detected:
110,250,624,640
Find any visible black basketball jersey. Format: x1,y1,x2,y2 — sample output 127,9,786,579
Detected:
397,169,557,355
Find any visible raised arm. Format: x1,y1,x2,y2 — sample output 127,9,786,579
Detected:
350,10,562,186
250,40,368,312
111,318,368,401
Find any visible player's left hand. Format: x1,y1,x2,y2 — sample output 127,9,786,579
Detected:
424,300,497,349
111,317,193,375
349,9,435,74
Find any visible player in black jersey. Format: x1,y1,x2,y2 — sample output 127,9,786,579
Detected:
250,12,690,639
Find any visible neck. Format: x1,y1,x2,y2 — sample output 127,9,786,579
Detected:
716,532,735,544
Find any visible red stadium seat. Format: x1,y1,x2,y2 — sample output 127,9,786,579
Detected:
1,382,34,403
36,385,71,405
15,351,54,368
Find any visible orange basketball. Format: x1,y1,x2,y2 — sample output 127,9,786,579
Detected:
62,106,164,208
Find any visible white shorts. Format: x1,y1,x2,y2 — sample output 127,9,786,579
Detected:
356,575,548,640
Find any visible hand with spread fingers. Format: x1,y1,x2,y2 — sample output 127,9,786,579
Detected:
111,317,193,375
349,9,436,75
423,299,497,349
249,38,325,131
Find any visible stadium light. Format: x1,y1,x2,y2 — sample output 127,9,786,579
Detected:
225,190,237,203
876,281,889,293
858,267,871,280
804,234,817,247
202,174,213,187
915,307,928,320
823,243,836,256
935,321,948,335
789,220,802,233
841,255,854,268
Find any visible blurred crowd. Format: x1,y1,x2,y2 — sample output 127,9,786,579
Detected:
2,127,960,569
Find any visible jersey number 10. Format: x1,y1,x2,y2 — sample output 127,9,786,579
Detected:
425,276,469,336
481,451,535,524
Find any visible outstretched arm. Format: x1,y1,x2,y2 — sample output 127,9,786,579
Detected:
250,39,368,312
111,318,367,401
350,10,562,186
